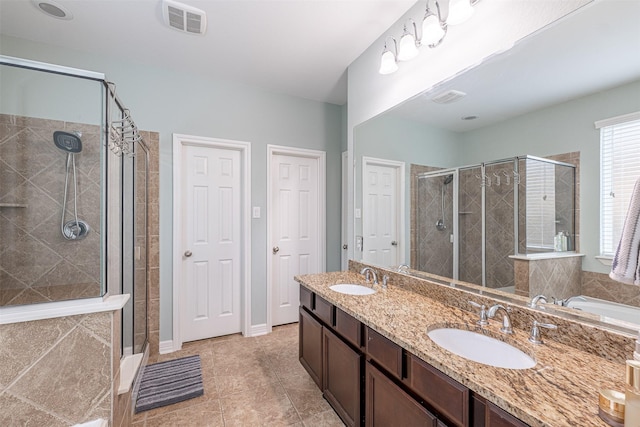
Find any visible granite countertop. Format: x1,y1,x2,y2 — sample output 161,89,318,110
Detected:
295,271,627,427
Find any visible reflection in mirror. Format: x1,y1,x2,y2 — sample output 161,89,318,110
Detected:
353,1,640,330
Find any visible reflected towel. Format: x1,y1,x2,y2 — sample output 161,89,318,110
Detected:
610,177,640,285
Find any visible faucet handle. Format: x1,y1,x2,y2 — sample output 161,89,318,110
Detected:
468,301,489,326
382,275,389,289
528,320,557,344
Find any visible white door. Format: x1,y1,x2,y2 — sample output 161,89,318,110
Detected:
269,147,325,326
362,158,404,267
181,144,242,342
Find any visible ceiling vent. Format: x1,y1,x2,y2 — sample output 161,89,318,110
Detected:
431,90,467,104
162,0,207,35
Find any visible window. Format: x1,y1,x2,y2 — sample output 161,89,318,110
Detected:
597,111,640,257
525,159,556,250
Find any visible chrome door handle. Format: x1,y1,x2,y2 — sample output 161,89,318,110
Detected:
273,246,280,254
184,250,192,257
391,241,398,246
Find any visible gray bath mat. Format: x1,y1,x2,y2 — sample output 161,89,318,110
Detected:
135,355,204,413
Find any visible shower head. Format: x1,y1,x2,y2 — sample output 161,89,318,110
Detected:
53,131,82,153
443,174,454,185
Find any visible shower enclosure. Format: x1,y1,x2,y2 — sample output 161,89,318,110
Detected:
414,155,576,292
0,55,149,356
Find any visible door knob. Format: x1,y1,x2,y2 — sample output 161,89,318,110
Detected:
184,250,192,257
273,246,280,254
391,241,398,246
342,244,348,250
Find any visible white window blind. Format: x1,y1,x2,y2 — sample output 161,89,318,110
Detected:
598,112,640,256
525,160,556,249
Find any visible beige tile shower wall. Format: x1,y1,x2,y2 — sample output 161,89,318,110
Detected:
0,114,101,306
410,164,443,269
142,131,160,357
582,271,640,309
0,311,113,426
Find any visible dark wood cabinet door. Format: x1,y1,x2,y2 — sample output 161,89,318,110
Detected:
299,307,323,388
486,402,528,427
323,328,362,427
366,361,437,427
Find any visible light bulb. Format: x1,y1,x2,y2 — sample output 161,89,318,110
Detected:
448,0,474,26
422,14,445,46
379,50,398,75
398,32,419,61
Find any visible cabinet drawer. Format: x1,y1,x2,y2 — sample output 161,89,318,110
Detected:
366,361,436,427
300,285,313,310
407,354,469,427
485,402,528,427
335,308,362,348
314,295,334,326
365,327,403,380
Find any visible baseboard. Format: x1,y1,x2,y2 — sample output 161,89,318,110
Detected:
159,340,178,354
248,323,269,337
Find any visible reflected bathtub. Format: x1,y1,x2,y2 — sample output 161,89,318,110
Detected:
566,296,640,329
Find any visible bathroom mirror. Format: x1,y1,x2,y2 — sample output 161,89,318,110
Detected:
353,1,640,329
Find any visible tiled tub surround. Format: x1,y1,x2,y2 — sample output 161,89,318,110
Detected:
583,270,640,309
0,114,102,306
296,263,636,426
512,253,583,299
0,311,114,426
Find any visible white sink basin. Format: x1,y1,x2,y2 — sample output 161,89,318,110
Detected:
329,284,376,295
427,328,535,370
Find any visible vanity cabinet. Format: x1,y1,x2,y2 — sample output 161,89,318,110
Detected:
298,285,528,427
366,361,437,426
323,327,363,427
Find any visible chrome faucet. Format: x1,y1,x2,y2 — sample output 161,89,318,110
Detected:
397,264,409,273
360,267,379,285
528,320,557,344
487,304,513,334
556,295,587,307
528,294,548,309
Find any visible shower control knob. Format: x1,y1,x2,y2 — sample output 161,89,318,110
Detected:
184,250,192,258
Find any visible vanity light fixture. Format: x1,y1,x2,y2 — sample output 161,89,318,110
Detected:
379,36,399,75
397,20,420,61
422,1,447,47
447,0,475,26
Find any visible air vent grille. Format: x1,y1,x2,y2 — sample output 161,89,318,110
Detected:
162,0,207,35
431,90,467,104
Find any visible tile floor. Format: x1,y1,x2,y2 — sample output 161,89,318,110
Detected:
132,323,345,426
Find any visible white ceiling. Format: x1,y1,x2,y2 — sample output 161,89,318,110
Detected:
0,0,416,105
386,0,640,132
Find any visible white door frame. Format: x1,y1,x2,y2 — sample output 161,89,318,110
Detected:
362,156,406,265
341,151,348,270
172,134,252,351
266,144,326,332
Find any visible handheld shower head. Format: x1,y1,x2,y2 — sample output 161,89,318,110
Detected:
53,131,82,153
